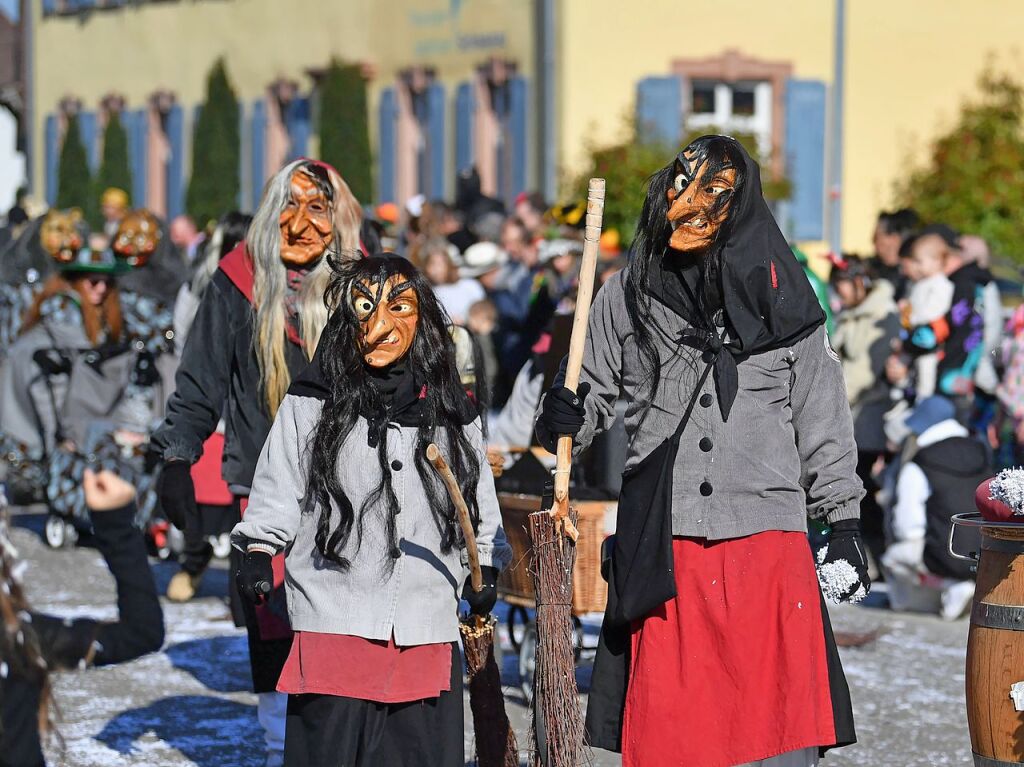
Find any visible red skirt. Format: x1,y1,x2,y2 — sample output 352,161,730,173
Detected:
622,532,836,767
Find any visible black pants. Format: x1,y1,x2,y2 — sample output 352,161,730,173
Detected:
180,503,220,575
283,643,463,767
855,450,888,573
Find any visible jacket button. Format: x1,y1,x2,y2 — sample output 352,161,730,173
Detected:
699,481,713,496
391,460,403,471
699,393,713,408
699,437,713,452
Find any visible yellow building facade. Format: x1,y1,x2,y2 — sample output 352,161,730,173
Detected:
28,0,1024,253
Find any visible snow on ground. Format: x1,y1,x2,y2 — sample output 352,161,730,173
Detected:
13,512,973,767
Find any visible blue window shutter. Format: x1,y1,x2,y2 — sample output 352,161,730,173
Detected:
426,83,446,200
454,81,474,174
42,0,57,13
78,111,98,171
250,100,266,211
286,97,310,161
126,109,147,206
165,104,185,220
784,79,827,241
509,76,528,200
45,114,58,206
377,87,396,204
636,76,682,147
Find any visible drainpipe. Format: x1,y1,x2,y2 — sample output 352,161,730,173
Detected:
536,0,556,202
829,0,845,253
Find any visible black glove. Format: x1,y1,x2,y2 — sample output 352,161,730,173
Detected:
819,519,871,603
536,382,591,453
33,348,72,376
236,549,274,605
156,460,197,530
462,565,499,617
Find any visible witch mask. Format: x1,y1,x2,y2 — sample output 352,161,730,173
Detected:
665,146,738,254
353,273,419,368
279,168,335,267
113,209,162,267
40,208,87,264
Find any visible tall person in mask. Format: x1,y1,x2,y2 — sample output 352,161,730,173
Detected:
150,159,365,767
536,136,866,767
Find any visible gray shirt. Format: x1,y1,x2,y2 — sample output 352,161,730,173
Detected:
573,270,863,540
233,393,511,645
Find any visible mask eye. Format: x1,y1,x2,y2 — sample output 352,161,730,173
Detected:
673,173,686,194
353,297,375,317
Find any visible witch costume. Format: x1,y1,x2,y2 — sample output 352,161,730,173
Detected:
233,256,510,766
537,136,865,767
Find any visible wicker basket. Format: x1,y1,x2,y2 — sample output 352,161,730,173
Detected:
497,493,611,615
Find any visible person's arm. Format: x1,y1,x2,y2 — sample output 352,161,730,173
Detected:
149,275,237,464
31,471,164,670
891,461,929,542
466,419,512,571
789,325,865,524
231,393,320,552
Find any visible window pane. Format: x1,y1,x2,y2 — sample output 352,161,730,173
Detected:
692,82,716,114
732,85,756,116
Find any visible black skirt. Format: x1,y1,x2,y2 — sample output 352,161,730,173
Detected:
283,642,464,767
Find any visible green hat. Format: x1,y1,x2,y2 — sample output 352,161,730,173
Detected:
57,247,130,276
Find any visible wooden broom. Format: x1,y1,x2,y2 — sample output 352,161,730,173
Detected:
426,443,519,767
529,177,605,767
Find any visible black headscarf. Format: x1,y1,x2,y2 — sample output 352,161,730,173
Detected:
642,137,825,420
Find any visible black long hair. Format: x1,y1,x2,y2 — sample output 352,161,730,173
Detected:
304,255,481,569
625,135,747,401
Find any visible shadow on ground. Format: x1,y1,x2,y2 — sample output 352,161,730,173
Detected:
164,635,252,693
96,694,262,766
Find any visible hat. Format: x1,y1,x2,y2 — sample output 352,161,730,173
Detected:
101,187,129,210
58,247,130,276
905,396,957,436
919,223,961,249
375,202,399,224
538,238,583,264
459,242,507,278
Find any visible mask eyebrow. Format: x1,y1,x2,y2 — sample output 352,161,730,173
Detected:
387,280,414,301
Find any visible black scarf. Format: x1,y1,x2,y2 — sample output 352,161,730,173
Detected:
647,140,825,420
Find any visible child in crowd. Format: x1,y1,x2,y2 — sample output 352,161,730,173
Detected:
900,233,954,397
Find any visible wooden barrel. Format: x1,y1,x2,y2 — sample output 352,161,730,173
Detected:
967,524,1024,765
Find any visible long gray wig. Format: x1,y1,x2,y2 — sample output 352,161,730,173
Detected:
248,159,363,416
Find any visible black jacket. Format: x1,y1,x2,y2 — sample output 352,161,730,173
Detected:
0,504,164,766
151,268,309,488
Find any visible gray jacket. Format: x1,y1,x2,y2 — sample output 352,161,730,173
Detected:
232,393,511,645
574,270,863,540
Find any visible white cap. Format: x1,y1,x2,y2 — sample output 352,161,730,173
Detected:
459,241,508,279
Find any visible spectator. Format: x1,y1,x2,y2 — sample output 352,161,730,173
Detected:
882,396,988,620
0,470,164,766
830,256,902,567
420,237,485,324
99,187,129,242
467,299,499,395
454,166,504,230
991,305,1024,469
958,234,1003,410
872,208,919,299
900,233,954,397
169,214,204,265
514,191,547,238
459,241,508,294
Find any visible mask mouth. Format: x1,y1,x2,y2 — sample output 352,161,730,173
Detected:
670,214,710,233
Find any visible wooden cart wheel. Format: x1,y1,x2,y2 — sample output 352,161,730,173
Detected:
506,604,530,653
518,620,537,704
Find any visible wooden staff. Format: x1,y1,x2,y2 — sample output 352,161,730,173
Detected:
549,177,605,541
426,442,481,592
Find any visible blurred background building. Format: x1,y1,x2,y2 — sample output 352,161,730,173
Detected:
5,0,1024,251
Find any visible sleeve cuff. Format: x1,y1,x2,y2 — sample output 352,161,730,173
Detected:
89,503,138,530
463,542,513,572
823,503,861,526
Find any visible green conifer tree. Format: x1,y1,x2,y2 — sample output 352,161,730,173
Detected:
56,114,93,213
318,60,373,203
91,112,133,230
186,58,240,226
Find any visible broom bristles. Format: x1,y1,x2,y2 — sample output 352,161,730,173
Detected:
529,508,586,766
460,617,520,767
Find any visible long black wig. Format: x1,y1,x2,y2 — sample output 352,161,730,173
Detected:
625,134,747,402
303,254,482,569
